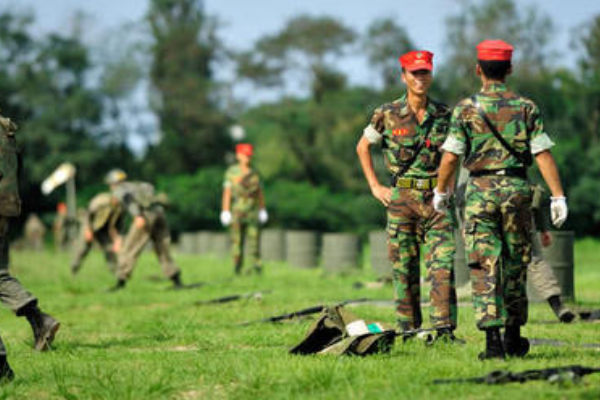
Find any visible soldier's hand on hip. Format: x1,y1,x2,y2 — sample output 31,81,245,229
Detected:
220,210,232,226
134,216,146,229
371,184,391,207
433,188,449,213
258,208,268,224
550,196,568,228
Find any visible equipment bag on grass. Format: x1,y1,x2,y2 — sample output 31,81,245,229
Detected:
289,305,396,356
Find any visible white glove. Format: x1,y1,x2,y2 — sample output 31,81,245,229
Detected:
550,196,568,228
220,210,232,226
433,188,449,213
258,208,269,224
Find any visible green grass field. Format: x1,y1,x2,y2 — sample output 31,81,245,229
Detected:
0,239,599,399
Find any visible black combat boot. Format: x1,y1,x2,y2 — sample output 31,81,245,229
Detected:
426,327,466,346
0,355,14,383
478,327,505,360
19,303,60,351
108,279,126,292
170,272,183,289
548,295,576,323
504,325,530,358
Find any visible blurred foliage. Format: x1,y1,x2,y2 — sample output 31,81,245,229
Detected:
1,0,600,236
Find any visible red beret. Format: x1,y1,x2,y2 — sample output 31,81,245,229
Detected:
399,50,434,71
236,143,253,156
477,40,513,61
57,202,67,213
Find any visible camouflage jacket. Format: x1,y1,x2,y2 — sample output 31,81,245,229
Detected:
0,113,21,217
363,94,451,179
86,192,124,232
112,181,163,217
224,164,262,219
442,83,554,171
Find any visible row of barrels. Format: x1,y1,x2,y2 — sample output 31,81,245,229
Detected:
178,229,575,300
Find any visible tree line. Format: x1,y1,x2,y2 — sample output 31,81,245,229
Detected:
1,0,599,236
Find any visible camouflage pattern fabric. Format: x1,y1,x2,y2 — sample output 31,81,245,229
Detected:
224,165,262,273
230,220,261,274
366,95,457,331
0,115,20,217
367,94,451,179
112,181,158,217
71,230,117,274
464,175,532,329
388,189,457,330
116,208,179,281
444,83,550,172
224,165,262,221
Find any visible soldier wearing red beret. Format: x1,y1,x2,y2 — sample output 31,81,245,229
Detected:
435,40,567,359
221,143,268,275
356,51,460,344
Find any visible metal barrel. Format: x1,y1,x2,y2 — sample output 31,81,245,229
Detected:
454,229,470,287
260,228,285,262
541,231,575,301
321,233,360,273
285,230,319,269
211,232,231,259
178,232,197,254
196,231,213,255
369,230,391,278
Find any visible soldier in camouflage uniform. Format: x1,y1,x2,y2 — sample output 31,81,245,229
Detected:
53,202,69,251
356,51,459,342
105,170,182,291
529,184,575,323
71,192,124,275
0,112,60,370
435,40,568,359
220,144,268,275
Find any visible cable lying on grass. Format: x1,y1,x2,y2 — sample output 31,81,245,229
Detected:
195,291,271,305
433,365,600,385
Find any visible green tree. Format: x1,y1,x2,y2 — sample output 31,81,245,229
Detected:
363,18,415,89
144,0,230,175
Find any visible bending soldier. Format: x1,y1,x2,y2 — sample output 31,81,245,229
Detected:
435,40,568,360
105,169,183,290
220,144,268,275
71,192,124,275
356,50,459,343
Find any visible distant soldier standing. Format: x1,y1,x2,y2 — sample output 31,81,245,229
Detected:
0,112,60,368
529,185,575,323
53,202,69,250
24,213,46,251
105,170,182,291
71,192,124,275
220,144,268,275
435,40,568,359
356,51,459,342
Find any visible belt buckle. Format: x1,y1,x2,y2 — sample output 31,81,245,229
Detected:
415,179,426,189
497,169,506,176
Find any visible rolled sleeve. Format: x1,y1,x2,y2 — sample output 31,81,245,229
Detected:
530,133,555,155
363,124,382,144
441,134,466,155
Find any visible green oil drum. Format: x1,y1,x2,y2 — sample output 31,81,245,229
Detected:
285,230,318,269
211,232,231,259
369,230,391,278
321,233,360,273
541,231,575,301
196,231,213,255
260,229,285,262
178,232,197,254
454,229,470,287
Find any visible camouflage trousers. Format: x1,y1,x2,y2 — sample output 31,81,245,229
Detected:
230,218,261,274
464,176,532,330
71,228,117,274
387,188,457,331
117,209,180,281
528,229,561,300
0,217,37,314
